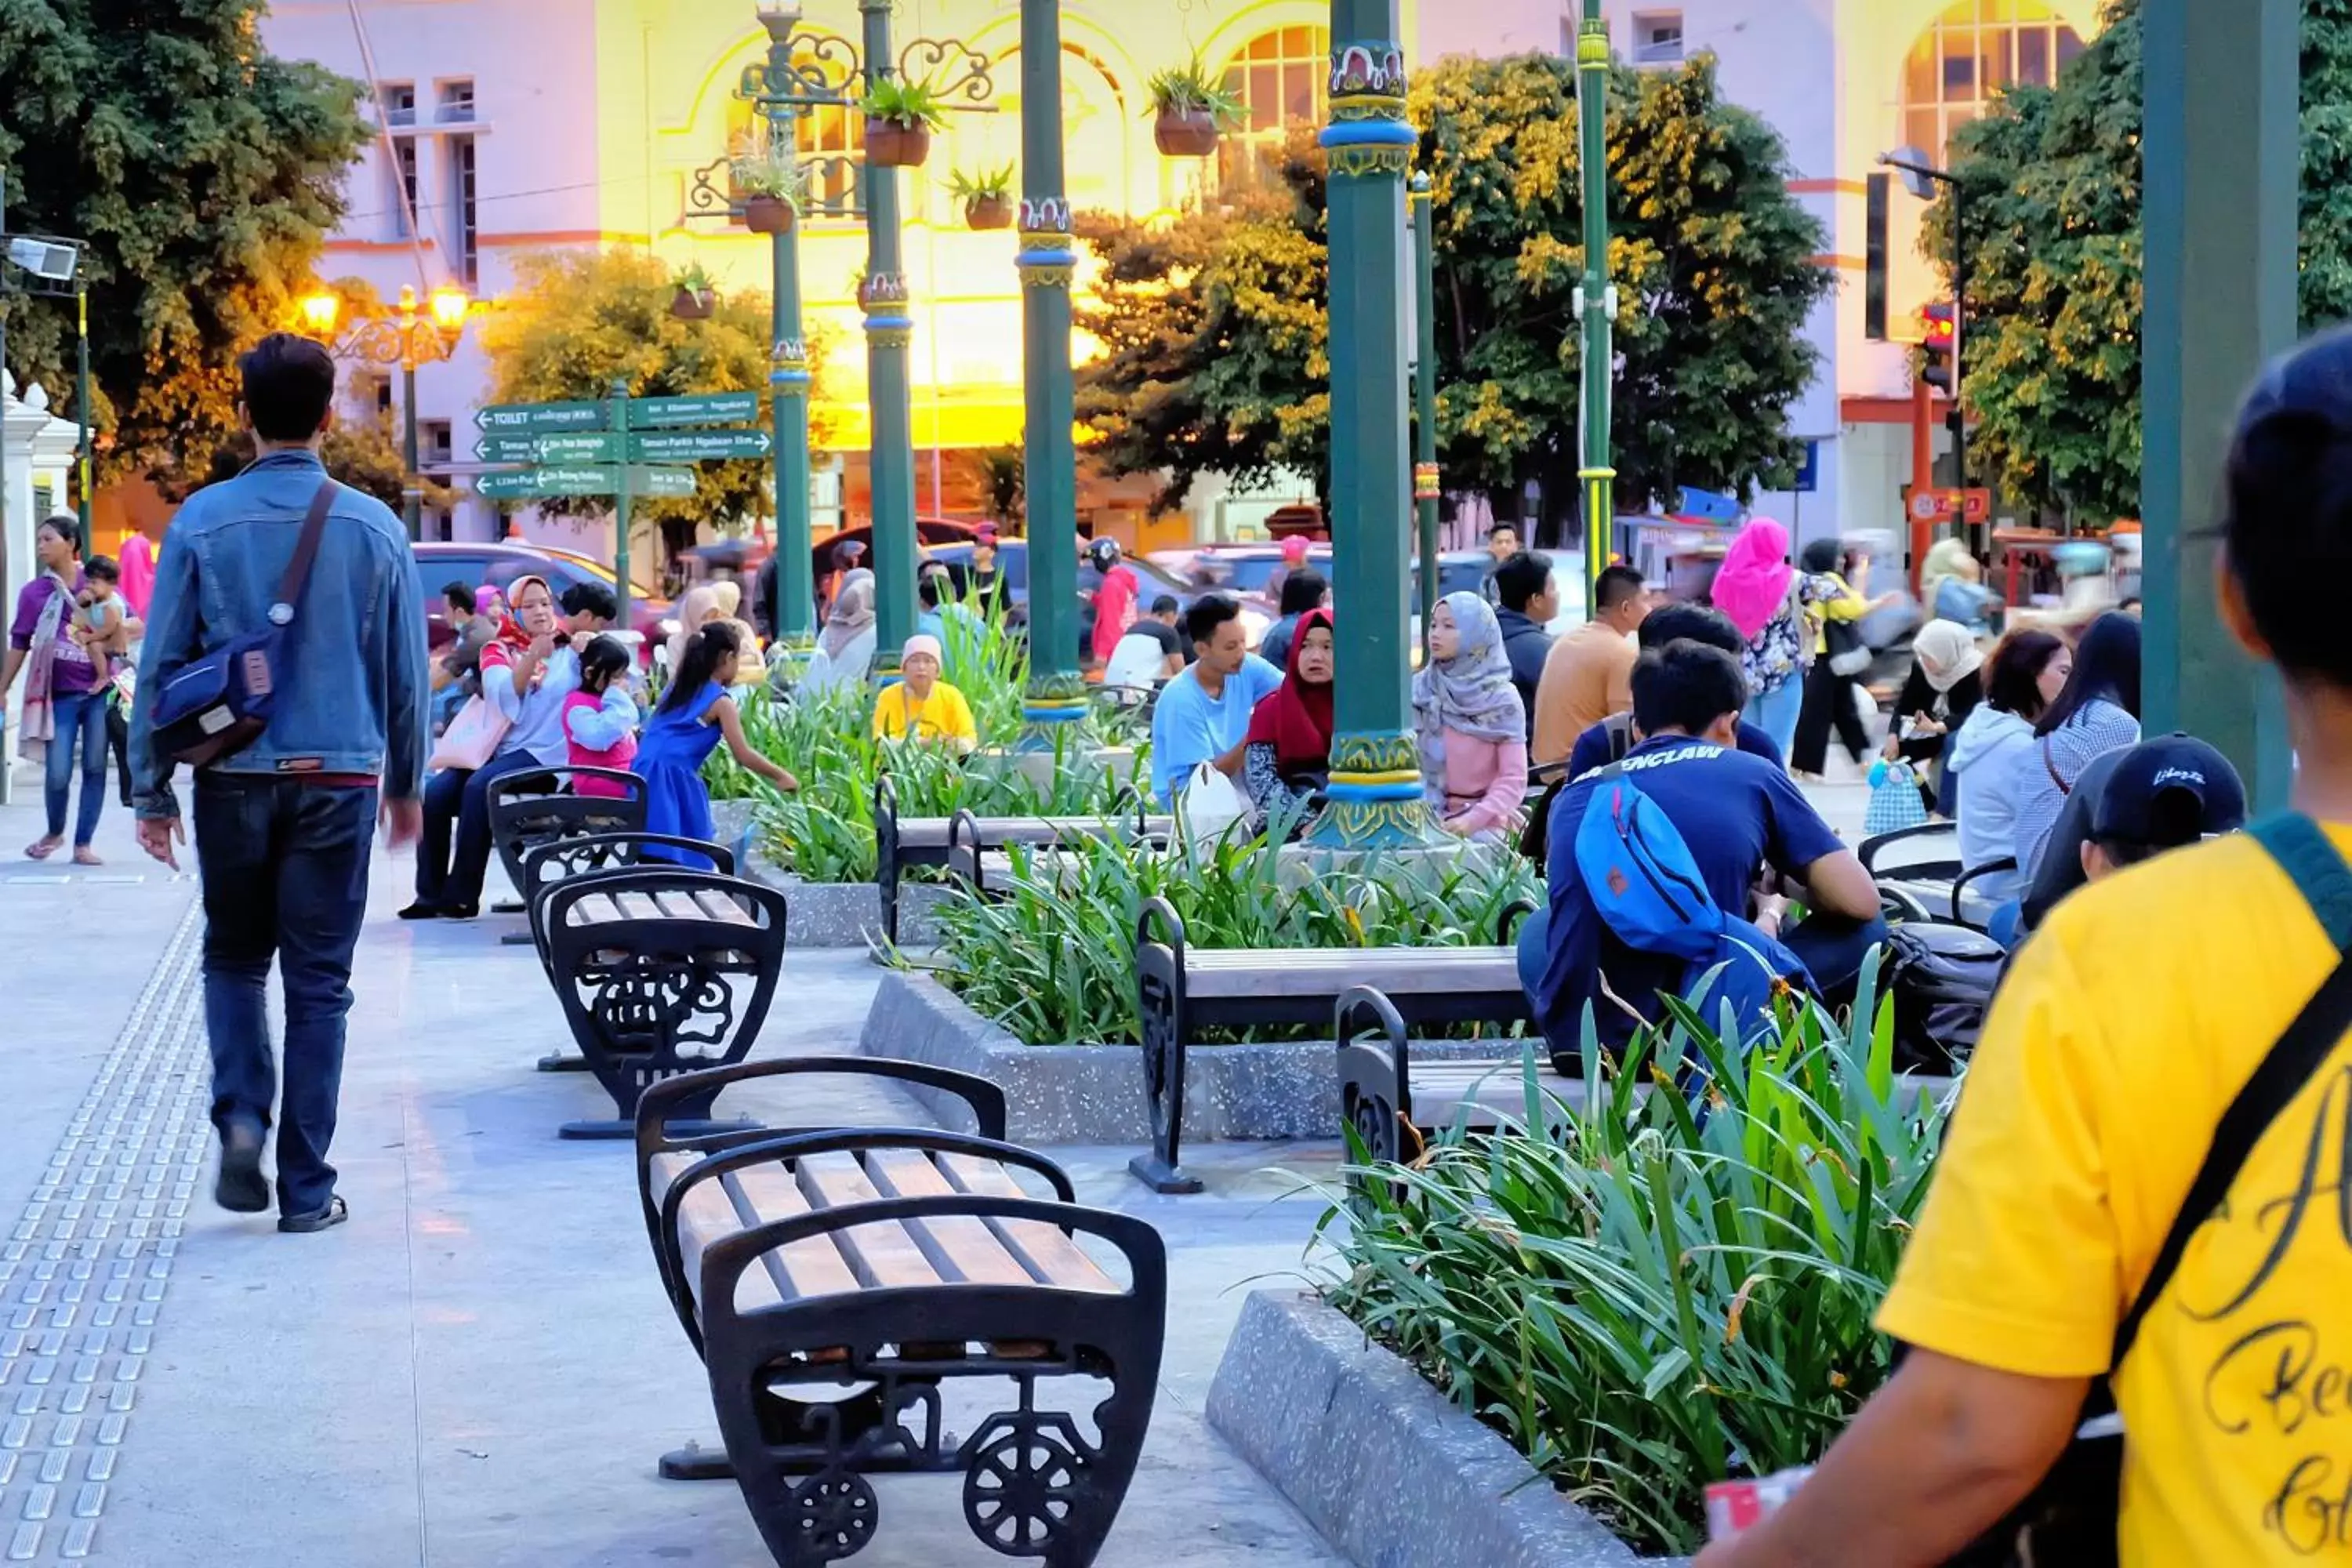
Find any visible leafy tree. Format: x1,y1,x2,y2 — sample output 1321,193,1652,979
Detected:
194,414,459,512
0,0,368,489
477,247,830,532
1073,56,1828,523
1924,0,2352,518
963,443,1025,526
1073,135,1330,515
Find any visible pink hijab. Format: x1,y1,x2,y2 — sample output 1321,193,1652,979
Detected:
1711,517,1795,643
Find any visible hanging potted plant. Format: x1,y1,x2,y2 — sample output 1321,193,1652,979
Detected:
730,146,804,234
861,77,949,169
1146,56,1243,158
949,162,1016,230
669,262,717,321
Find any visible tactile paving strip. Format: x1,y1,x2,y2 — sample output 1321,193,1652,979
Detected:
0,906,204,1562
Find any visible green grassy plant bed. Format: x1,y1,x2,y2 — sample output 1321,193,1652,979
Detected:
1316,966,1950,1556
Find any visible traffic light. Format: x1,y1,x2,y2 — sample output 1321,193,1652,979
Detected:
1921,301,1958,394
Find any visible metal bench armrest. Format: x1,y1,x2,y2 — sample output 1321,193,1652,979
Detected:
1858,819,1957,874
490,764,648,804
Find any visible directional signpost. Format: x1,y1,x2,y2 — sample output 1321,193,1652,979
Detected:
472,383,767,634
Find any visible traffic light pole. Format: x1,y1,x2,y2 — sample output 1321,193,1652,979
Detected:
1947,182,1966,490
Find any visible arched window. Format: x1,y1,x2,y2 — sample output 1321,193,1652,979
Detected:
1216,24,1329,192
1900,0,2085,160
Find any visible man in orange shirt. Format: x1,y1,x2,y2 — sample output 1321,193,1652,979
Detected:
1530,563,1647,764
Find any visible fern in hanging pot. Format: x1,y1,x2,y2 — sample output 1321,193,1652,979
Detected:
1147,56,1243,158
949,162,1016,230
730,146,805,234
861,77,949,170
669,261,718,321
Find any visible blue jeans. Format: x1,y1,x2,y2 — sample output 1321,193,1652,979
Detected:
192,775,376,1218
43,688,108,846
414,747,546,910
1744,677,1804,761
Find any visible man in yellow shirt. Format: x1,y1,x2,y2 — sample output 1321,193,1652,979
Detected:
872,634,977,753
1698,328,2352,1566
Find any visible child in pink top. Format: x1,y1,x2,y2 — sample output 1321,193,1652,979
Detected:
562,635,639,797
1413,592,1530,839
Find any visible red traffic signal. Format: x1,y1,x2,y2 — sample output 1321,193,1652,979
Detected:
1921,300,1959,392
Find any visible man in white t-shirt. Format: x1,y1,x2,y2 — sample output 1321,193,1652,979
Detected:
1103,594,1187,698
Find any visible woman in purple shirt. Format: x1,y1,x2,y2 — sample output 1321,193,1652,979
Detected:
0,517,111,861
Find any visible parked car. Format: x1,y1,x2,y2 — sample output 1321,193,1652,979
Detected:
924,539,1270,651
412,541,670,657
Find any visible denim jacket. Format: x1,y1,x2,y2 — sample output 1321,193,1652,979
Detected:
129,450,430,818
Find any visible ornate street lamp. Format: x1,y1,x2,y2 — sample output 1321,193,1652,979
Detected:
296,281,481,540
689,2,994,673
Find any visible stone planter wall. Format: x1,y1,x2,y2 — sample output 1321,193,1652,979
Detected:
858,969,1512,1146
1209,1292,1654,1568
743,841,947,950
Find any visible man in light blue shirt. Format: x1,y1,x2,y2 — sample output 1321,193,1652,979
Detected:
1150,594,1282,803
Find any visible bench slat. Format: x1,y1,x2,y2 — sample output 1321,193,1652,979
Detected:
719,1165,863,1301
1181,947,1518,998
673,1173,786,1320
794,1153,946,1291
571,892,625,927
650,888,706,921
615,890,663,923
691,887,757,925
933,1154,1117,1294
860,1150,1037,1287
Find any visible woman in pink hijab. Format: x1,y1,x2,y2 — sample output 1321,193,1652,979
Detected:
1709,516,1809,755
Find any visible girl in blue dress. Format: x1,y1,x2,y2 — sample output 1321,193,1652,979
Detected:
637,622,798,862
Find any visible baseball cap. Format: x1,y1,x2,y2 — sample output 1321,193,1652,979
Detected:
975,524,998,545
1281,535,1309,564
2091,734,2249,848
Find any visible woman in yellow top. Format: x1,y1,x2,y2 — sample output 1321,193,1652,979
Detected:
872,634,978,753
1791,537,1897,777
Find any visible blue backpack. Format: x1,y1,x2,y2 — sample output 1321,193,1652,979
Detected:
1572,762,1813,1040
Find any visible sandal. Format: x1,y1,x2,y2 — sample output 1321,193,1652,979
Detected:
72,847,101,866
278,1196,348,1234
24,837,61,861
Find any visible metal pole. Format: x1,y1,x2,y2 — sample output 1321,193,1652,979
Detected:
757,18,815,662
1410,171,1439,660
859,0,919,676
1305,5,1425,848
74,274,90,542
1575,0,1615,597
401,357,423,542
611,378,633,638
1949,182,1967,491
1014,0,1083,746
2142,0,2295,807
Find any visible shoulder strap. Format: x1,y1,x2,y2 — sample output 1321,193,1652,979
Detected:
272,481,339,622
2113,815,2352,1363
2042,738,2071,796
1605,713,1633,764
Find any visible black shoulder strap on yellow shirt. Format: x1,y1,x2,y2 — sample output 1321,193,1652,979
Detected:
2112,813,2352,1367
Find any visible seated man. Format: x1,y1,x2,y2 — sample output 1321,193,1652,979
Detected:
1525,640,1884,1064
1560,603,1786,778
1104,593,1188,695
2017,731,2248,931
1148,593,1282,804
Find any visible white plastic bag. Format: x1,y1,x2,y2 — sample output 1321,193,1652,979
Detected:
1176,761,1247,844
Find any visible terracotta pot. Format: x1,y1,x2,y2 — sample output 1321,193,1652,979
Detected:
964,194,1014,231
742,193,793,234
1154,105,1221,158
670,286,713,321
865,117,933,169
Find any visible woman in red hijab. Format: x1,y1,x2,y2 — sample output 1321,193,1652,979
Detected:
1240,607,1335,837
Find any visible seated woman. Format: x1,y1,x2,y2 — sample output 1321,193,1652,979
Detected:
1947,628,2069,905
1413,592,1529,840
706,580,766,687
1240,607,1334,835
799,569,876,697
2011,610,2141,880
1884,619,1984,815
873,633,978,753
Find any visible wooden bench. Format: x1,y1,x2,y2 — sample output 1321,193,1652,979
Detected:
486,766,648,929
1130,896,1536,1194
873,775,1171,945
942,808,1103,901
521,832,738,1075
539,866,786,1139
1335,984,1958,1167
633,1058,1167,1568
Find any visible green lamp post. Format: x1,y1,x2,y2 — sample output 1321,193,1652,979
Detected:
1306,2,1428,848
858,0,920,673
1012,0,1083,742
1410,171,1439,659
1574,0,1615,599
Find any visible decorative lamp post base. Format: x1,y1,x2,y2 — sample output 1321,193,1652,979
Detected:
1017,671,1091,751
1303,731,1436,848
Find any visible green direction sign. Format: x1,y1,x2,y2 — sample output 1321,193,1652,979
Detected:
632,465,699,499
630,428,771,463
535,431,625,464
475,464,622,501
475,434,539,464
474,399,608,434
627,390,759,429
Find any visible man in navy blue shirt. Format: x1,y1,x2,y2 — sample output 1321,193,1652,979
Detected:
1528,641,1882,1063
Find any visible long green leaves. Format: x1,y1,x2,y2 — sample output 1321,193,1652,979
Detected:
1319,978,1950,1555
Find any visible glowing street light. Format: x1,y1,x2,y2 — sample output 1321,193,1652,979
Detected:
296,280,488,540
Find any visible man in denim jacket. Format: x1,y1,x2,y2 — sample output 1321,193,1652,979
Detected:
128,333,430,1234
